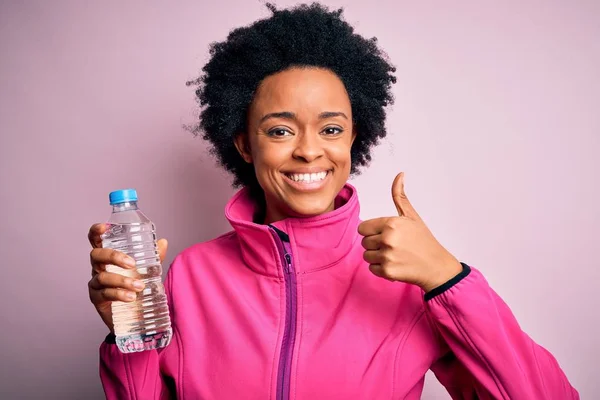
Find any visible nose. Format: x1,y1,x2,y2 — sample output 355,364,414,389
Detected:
292,131,324,163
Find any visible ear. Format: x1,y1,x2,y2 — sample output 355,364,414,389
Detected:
234,133,253,163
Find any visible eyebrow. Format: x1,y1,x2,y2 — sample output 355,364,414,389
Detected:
259,111,348,123
318,111,348,120
259,111,296,123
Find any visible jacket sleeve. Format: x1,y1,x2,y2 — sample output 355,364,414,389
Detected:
426,263,579,400
99,265,179,400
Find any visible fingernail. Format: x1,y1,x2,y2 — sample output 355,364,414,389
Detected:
132,280,145,290
123,256,136,268
126,292,136,301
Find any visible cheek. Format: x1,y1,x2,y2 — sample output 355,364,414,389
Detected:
328,141,354,168
251,143,289,180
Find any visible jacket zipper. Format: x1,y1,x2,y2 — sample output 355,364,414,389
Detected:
270,226,297,400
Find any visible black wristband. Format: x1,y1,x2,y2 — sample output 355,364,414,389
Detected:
104,333,116,344
424,262,472,301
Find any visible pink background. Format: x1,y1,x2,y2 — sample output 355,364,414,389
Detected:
1,1,598,398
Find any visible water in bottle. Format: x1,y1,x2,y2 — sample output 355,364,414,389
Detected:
101,189,172,353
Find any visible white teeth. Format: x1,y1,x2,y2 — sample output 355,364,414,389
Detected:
287,171,328,183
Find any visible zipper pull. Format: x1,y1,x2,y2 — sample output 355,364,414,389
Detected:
284,254,292,274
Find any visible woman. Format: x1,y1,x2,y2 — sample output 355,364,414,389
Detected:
88,4,578,399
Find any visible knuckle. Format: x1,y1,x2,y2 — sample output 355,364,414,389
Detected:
109,249,123,265
379,248,390,261
100,287,111,299
90,248,105,264
380,233,393,248
380,265,393,278
384,219,398,231
121,276,132,288
96,271,108,285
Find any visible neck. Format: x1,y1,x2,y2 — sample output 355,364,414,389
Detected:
263,206,285,225
262,198,335,225
112,201,138,212
224,183,360,276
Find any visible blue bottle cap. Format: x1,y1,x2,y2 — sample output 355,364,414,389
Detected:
109,189,138,205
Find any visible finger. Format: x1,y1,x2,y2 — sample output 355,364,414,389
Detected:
391,172,420,220
368,264,395,282
89,271,145,292
90,247,136,273
368,264,385,278
362,249,385,265
361,234,382,250
88,223,108,248
358,217,391,237
89,286,138,304
157,238,168,263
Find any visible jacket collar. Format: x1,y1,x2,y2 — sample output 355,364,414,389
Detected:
225,183,361,277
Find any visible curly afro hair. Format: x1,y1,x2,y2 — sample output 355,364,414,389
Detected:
187,2,396,197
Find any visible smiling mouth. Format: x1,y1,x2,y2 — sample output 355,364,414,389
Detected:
284,170,331,184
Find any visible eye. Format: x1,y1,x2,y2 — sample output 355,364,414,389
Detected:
267,127,293,137
321,126,344,136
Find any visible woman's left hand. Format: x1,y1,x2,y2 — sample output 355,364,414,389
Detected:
358,172,463,293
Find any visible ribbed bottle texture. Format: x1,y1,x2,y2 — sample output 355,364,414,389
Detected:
101,189,172,353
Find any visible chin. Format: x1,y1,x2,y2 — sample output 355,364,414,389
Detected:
286,197,335,218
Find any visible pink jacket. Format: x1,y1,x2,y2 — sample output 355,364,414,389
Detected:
100,184,578,399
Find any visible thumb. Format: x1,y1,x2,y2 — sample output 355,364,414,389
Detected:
157,238,169,263
392,172,419,219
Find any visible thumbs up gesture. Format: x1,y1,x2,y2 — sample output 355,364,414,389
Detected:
358,172,463,293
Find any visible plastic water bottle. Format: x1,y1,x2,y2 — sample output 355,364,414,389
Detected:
101,189,172,353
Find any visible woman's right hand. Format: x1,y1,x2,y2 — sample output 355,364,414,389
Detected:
87,223,169,333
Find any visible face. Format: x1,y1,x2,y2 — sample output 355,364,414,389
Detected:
235,67,356,224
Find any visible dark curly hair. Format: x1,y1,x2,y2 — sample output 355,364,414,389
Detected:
187,2,396,197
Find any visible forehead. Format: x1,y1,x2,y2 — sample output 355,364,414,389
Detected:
250,68,352,117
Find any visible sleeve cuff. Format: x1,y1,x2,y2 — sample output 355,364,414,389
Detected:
424,262,472,301
104,333,116,344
